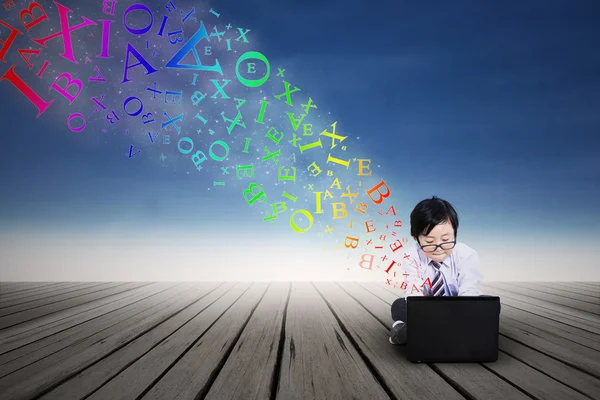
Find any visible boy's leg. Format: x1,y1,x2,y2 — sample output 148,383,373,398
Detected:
389,297,407,345
391,297,407,321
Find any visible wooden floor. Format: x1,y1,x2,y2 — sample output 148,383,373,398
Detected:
0,282,598,400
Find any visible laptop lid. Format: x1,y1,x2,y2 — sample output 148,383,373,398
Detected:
406,296,500,363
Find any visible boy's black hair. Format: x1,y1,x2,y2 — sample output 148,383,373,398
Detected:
410,196,459,239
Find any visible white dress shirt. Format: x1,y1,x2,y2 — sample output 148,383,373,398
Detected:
401,241,483,296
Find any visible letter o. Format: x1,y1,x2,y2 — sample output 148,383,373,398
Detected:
178,137,194,154
209,140,229,161
236,51,270,88
123,96,143,116
123,4,153,35
290,209,313,233
67,113,86,132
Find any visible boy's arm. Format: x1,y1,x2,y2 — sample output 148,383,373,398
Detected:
457,250,483,296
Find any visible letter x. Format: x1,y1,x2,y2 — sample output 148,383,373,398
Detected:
180,8,197,24
161,111,183,134
146,82,162,99
210,79,230,99
91,94,107,112
274,81,300,106
263,212,277,225
32,2,96,64
235,27,250,43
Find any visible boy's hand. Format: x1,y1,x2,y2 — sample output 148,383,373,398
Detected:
422,284,432,296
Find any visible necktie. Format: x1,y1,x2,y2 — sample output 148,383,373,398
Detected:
430,261,446,296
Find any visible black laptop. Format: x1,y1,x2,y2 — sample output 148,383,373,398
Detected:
406,296,501,363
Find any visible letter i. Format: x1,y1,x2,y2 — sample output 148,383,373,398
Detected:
36,61,50,78
1,65,54,117
157,15,168,36
255,100,269,124
385,260,397,274
314,191,323,214
282,192,297,202
97,19,114,58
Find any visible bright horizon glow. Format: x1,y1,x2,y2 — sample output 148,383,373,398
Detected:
1,228,596,282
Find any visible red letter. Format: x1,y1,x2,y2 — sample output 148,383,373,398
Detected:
389,239,404,252
0,20,22,62
18,48,41,69
0,65,54,117
366,180,391,205
359,254,374,270
19,2,48,31
31,1,96,64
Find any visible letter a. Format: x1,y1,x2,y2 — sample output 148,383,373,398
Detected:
122,43,158,83
165,20,223,75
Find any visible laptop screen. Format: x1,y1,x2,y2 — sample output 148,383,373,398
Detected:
406,296,501,363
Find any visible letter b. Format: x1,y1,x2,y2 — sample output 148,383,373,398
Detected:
50,72,82,104
243,183,266,205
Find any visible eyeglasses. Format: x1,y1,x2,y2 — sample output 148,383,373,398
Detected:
418,241,456,252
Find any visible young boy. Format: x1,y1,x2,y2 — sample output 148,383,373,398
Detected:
389,196,483,345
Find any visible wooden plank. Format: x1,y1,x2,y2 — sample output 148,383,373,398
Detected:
539,282,600,298
275,283,391,400
82,282,257,400
507,282,600,305
561,283,600,293
0,282,148,330
480,285,600,335
484,283,600,316
0,282,95,303
316,282,466,400
0,283,214,400
0,283,84,302
500,304,600,351
573,282,600,288
0,282,119,317
39,283,236,400
0,283,156,343
0,283,175,362
0,283,64,296
140,283,277,400
482,283,600,322
499,315,600,378
498,335,600,400
0,282,108,310
358,282,533,400
204,283,289,400
451,352,592,400
0,283,185,376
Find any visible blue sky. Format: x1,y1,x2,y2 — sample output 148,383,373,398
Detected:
0,0,598,281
